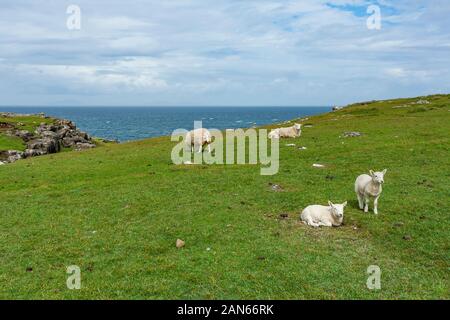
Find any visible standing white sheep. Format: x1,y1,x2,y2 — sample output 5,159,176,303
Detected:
301,201,347,227
269,123,302,139
355,169,387,214
185,128,212,153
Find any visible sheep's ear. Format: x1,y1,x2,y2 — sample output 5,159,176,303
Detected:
328,201,334,207
369,170,375,177
342,201,348,207
382,169,387,175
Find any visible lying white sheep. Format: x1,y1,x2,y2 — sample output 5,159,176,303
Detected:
268,128,280,139
301,201,347,227
355,169,387,214
185,128,212,153
269,123,302,139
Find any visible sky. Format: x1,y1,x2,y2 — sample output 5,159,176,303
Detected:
0,0,449,107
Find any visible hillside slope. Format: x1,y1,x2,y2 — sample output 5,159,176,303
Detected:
0,94,449,299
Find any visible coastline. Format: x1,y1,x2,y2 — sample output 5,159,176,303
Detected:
0,106,331,143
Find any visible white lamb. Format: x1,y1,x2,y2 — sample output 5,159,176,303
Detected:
355,169,387,214
268,128,280,139
185,128,212,153
269,123,302,139
301,201,347,227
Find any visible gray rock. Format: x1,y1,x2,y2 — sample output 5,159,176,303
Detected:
74,142,96,151
14,130,33,141
24,149,45,157
62,136,88,148
40,130,59,139
27,137,60,154
0,150,24,163
343,131,362,137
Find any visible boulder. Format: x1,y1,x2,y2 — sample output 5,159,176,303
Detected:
0,150,24,163
40,130,59,139
62,136,88,148
55,119,76,129
14,130,33,141
75,142,96,151
24,149,45,158
27,137,60,154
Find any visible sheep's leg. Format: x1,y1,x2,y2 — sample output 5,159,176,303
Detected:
318,221,332,227
207,144,211,153
357,193,364,210
373,196,380,215
364,195,370,213
305,217,319,228
197,144,203,153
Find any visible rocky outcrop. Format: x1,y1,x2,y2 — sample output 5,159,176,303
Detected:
0,115,96,164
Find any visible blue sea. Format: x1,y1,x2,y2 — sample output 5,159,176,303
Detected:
0,107,330,142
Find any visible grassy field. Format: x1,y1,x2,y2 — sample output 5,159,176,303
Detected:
0,95,449,299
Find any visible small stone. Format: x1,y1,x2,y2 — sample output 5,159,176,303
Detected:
313,163,325,168
176,239,185,248
343,131,362,138
285,143,296,147
257,256,266,261
403,235,412,241
270,184,283,192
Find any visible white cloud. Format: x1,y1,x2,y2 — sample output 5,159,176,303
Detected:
16,58,168,91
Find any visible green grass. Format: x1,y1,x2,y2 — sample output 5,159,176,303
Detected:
0,134,25,151
0,94,449,299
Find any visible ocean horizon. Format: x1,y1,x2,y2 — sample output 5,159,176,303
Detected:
0,106,330,142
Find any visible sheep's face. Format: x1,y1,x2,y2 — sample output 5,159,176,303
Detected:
328,201,347,218
294,123,302,130
370,169,387,184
